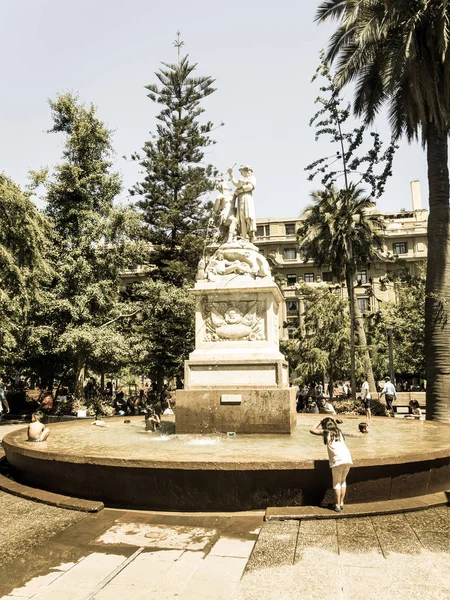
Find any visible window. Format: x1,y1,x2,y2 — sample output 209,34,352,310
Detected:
286,274,297,287
287,300,299,315
285,223,296,235
304,273,314,283
356,270,367,284
256,224,270,237
283,248,297,261
322,271,332,282
393,242,407,255
358,297,370,312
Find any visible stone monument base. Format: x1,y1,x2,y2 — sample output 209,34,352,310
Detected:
175,387,296,434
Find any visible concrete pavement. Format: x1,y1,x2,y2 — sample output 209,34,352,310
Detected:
0,494,449,599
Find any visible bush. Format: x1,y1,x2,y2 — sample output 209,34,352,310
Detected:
334,398,387,417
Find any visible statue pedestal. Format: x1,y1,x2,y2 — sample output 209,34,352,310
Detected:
176,271,296,434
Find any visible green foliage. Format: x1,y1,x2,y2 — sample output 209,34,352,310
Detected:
287,284,353,385
128,280,195,386
305,52,397,196
368,272,426,379
0,174,52,367
316,0,450,421
298,185,383,278
316,1,450,143
334,397,387,417
131,48,219,286
24,93,141,395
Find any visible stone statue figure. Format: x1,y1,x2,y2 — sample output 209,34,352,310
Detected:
214,178,237,243
227,164,256,242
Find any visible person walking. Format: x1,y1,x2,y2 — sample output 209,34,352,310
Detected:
310,417,353,512
360,375,372,420
379,376,397,417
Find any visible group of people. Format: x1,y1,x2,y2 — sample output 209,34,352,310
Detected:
297,375,423,421
113,384,174,417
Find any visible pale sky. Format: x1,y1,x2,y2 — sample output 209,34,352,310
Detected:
1,0,429,218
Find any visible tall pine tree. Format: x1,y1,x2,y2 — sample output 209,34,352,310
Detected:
131,35,218,285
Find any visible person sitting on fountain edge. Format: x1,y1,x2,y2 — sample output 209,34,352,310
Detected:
27,411,50,443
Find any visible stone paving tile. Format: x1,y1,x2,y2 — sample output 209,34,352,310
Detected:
192,555,248,583
295,534,339,563
369,512,411,532
244,521,299,572
93,583,153,600
43,552,127,590
414,530,450,552
404,508,450,532
337,535,384,567
299,519,337,536
110,558,174,586
336,516,376,537
158,552,204,595
179,578,239,600
209,537,255,558
376,529,423,555
94,522,218,550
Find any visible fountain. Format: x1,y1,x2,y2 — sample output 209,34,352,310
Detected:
2,165,450,511
176,166,295,434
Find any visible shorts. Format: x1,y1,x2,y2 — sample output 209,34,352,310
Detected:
363,398,371,409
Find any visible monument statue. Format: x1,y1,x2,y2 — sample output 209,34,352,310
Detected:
178,159,294,435
198,163,270,283
227,164,256,242
213,178,237,244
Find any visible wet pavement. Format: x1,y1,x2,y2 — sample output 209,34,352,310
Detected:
0,493,449,600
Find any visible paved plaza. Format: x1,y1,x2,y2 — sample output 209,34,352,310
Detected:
0,490,449,600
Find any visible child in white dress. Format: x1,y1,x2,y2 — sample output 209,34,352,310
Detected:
310,417,353,512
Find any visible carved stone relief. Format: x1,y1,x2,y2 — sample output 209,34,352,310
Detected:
202,299,265,342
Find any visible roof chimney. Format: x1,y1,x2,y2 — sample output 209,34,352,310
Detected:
410,180,422,211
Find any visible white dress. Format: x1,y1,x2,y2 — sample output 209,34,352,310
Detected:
326,436,353,468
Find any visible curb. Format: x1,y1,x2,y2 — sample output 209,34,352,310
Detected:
265,490,450,521
0,472,104,513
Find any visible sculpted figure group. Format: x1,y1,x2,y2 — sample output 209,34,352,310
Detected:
214,164,256,243
198,163,271,282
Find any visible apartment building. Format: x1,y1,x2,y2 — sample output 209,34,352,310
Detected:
254,181,428,338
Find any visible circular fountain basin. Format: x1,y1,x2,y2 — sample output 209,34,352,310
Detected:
3,415,450,511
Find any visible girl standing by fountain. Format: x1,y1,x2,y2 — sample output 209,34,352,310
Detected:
310,417,353,512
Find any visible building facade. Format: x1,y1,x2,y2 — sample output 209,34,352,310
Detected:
254,181,428,338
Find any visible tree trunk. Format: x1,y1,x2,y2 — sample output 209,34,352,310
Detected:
346,270,357,401
74,353,86,400
352,292,377,393
425,124,450,422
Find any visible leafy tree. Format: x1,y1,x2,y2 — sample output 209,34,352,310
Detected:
302,53,396,398
27,93,141,397
128,280,195,389
298,185,383,397
316,1,450,421
0,174,52,370
305,53,396,198
131,37,218,286
368,273,426,381
287,284,354,392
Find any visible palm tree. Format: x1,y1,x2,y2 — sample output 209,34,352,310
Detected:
298,184,383,399
316,0,450,422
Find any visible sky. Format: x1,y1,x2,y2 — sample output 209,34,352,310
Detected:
1,0,429,218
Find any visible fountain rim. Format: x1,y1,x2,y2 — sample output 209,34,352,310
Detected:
3,418,450,471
